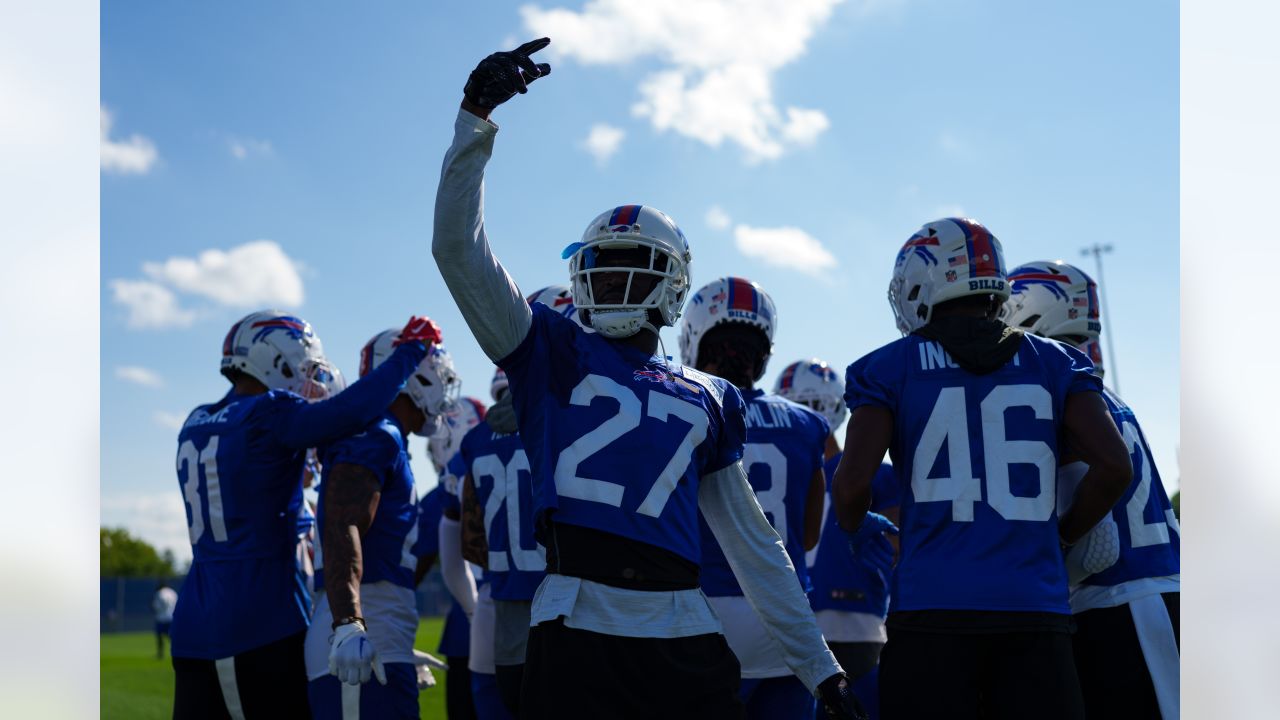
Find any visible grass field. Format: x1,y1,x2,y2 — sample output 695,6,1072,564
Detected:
101,618,450,719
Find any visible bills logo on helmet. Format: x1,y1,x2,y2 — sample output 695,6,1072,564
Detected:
899,230,941,265
250,316,311,343
1009,268,1073,301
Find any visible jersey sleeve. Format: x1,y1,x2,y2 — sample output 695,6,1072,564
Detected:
1056,340,1105,397
413,488,445,559
270,342,427,449
431,108,533,362
844,345,902,413
869,463,901,512
705,381,747,475
324,426,401,487
439,452,467,516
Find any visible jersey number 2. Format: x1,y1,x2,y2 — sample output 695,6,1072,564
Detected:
176,437,228,544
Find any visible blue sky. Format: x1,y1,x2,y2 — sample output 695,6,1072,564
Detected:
101,0,1179,560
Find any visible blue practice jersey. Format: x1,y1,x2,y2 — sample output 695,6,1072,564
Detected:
500,303,746,564
170,343,425,660
699,390,828,596
809,459,899,616
1075,388,1180,587
413,485,445,560
458,421,547,601
845,333,1103,615
315,413,420,590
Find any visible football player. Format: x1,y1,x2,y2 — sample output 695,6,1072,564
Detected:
430,396,487,720
678,278,829,719
431,39,861,719
304,324,461,718
170,311,436,719
832,218,1134,719
455,285,572,715
1001,260,1180,719
775,359,899,720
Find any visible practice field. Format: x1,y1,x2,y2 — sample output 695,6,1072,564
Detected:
101,617,449,719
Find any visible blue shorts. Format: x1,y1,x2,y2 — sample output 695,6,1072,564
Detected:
308,662,418,719
739,675,815,720
470,671,513,720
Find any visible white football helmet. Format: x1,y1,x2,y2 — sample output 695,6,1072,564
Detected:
221,310,338,400
562,204,692,338
773,358,847,430
359,329,461,437
1000,260,1105,376
888,218,1010,335
679,276,777,380
490,367,509,401
428,397,487,472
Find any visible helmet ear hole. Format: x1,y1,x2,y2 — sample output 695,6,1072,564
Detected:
1019,314,1041,329
916,304,929,321
280,362,294,379
907,285,921,302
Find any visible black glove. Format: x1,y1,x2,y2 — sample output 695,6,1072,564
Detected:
817,673,868,720
463,38,552,110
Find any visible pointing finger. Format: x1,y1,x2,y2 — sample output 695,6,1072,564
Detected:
514,37,551,56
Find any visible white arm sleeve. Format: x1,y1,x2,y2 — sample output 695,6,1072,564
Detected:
698,461,842,695
438,516,477,619
431,109,532,362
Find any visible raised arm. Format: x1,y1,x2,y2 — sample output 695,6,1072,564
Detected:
432,39,553,361
276,318,438,449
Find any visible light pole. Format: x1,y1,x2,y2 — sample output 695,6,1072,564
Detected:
1080,243,1120,394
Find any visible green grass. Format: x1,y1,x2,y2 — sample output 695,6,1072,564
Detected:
102,618,449,719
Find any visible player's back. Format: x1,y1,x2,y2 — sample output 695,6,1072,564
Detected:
699,390,826,596
846,332,1101,614
315,414,420,590
1067,388,1180,609
459,421,546,601
172,390,313,659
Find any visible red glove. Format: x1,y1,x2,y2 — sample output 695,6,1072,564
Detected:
394,316,443,347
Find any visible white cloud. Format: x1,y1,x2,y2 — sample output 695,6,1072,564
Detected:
522,0,849,161
734,224,838,274
100,105,158,174
110,279,196,329
152,411,188,430
116,366,164,388
581,123,625,164
142,240,304,308
706,205,732,230
228,137,273,160
101,493,193,564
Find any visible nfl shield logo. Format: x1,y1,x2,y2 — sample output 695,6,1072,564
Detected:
945,269,958,282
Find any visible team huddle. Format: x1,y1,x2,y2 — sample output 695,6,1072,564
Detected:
166,39,1180,720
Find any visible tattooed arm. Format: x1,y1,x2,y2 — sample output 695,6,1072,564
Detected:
460,475,489,568
323,463,382,623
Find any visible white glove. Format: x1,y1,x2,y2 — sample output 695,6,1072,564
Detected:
413,650,448,690
1065,517,1121,585
329,622,387,686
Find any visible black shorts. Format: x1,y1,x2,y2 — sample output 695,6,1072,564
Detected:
520,617,743,719
1072,592,1180,720
879,619,1084,720
172,630,310,719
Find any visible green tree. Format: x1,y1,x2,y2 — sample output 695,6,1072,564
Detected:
101,527,177,577
1171,490,1179,520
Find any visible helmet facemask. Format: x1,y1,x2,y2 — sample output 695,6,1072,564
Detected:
401,346,461,437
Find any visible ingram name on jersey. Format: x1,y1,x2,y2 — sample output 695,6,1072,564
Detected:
845,333,1103,614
